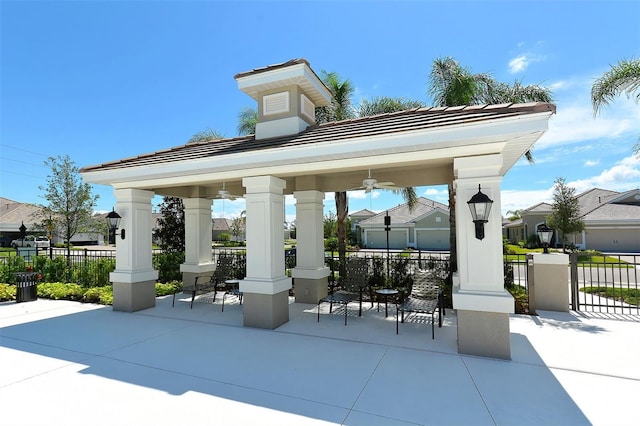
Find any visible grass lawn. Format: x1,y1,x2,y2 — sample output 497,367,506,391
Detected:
504,244,631,266
582,286,639,305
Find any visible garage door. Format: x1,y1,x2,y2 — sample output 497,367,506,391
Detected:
416,230,449,250
366,230,406,249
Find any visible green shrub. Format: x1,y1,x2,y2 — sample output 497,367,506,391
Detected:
0,255,27,284
38,282,85,301
0,283,16,301
324,237,338,252
83,286,113,304
155,281,182,296
153,252,185,282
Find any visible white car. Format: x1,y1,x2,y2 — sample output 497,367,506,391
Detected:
11,235,50,249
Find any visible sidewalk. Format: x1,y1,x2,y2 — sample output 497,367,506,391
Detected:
1,296,639,425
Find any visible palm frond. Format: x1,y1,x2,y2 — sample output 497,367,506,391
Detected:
591,58,640,116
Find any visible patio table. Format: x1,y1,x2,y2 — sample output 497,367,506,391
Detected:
376,288,398,317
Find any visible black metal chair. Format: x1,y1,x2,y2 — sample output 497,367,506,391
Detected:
317,257,373,325
173,254,234,308
396,269,444,339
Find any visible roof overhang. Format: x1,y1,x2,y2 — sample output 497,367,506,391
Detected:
81,108,554,198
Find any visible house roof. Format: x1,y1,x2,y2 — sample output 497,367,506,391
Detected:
213,218,232,231
522,202,552,214
0,198,43,230
350,209,377,218
358,197,449,226
516,187,640,225
578,188,640,221
80,102,555,199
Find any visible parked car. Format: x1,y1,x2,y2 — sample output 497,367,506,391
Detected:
11,235,50,249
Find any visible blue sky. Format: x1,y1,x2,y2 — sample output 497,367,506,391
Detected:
2,0,639,225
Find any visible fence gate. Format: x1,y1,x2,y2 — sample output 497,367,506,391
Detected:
570,253,639,315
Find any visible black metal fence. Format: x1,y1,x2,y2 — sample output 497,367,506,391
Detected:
3,246,636,315
570,253,639,315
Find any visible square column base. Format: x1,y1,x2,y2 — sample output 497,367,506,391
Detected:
457,310,511,360
243,290,289,329
113,281,156,312
294,277,329,304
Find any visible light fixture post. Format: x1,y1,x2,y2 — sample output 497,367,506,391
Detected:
537,223,554,254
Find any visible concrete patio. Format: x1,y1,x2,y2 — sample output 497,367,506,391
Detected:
1,295,639,425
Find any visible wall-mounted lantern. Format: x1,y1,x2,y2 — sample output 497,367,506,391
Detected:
106,208,125,240
467,184,493,240
537,223,554,254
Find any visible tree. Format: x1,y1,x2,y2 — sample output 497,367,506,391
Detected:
237,107,258,135
323,212,337,239
154,197,185,253
316,71,356,278
230,211,246,242
506,209,522,221
427,56,553,274
187,128,224,144
357,96,424,117
591,58,640,154
546,177,585,253
37,155,99,259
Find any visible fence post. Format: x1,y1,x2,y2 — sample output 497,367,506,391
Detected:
570,252,578,311
526,253,536,315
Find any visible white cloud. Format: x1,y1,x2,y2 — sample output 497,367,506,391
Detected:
568,155,640,192
509,55,528,73
584,159,600,167
347,190,380,200
508,52,546,74
502,155,640,215
535,98,640,150
500,188,554,216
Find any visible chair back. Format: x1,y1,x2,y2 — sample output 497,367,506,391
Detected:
411,269,440,299
341,257,369,293
214,254,234,283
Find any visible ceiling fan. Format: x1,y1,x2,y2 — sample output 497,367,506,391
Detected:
214,182,242,201
350,170,396,193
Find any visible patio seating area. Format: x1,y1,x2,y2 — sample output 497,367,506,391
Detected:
1,295,639,425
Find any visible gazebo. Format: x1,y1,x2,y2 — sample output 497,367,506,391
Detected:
81,59,555,359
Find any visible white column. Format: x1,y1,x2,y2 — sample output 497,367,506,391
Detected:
292,190,330,303
110,188,158,312
452,154,513,359
240,176,291,328
180,198,215,285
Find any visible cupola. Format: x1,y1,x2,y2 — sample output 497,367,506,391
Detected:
235,59,331,140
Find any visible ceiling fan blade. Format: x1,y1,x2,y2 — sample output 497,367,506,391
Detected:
365,186,372,193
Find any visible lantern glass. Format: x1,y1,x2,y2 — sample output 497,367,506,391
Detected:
467,185,493,222
106,209,121,231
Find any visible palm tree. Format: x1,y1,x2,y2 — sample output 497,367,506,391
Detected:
506,209,522,221
316,71,356,278
237,107,258,135
428,56,553,274
357,96,423,211
591,58,640,154
357,96,424,117
187,128,224,144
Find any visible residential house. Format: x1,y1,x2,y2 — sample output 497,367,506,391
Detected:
353,197,450,250
503,188,640,252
